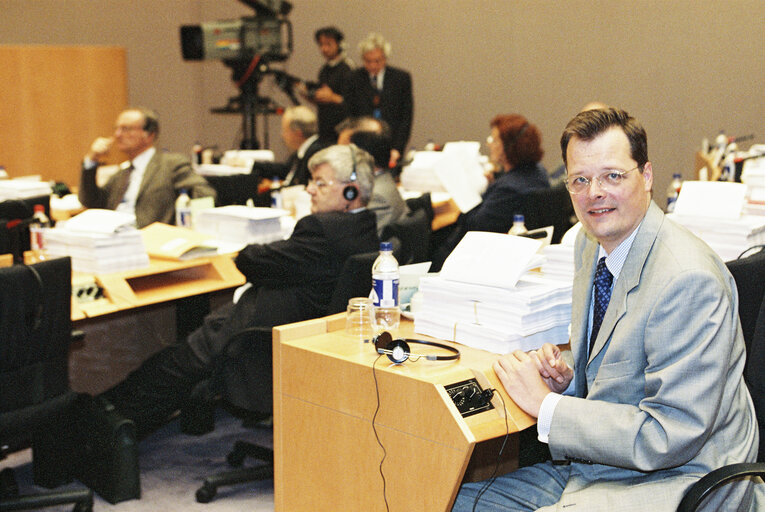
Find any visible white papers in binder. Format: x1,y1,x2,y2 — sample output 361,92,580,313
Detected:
440,231,544,289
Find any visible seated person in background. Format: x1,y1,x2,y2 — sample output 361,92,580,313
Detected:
253,105,327,188
335,116,391,145
100,144,379,438
349,130,409,235
79,107,215,228
430,114,549,271
452,107,758,512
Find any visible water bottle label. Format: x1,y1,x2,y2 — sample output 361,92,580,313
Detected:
371,277,399,307
178,209,192,228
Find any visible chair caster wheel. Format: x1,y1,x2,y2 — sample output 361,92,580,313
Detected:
196,483,217,503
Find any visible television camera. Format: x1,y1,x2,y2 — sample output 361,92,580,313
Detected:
180,0,297,149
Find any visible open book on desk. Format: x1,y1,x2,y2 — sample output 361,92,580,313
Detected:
140,222,219,261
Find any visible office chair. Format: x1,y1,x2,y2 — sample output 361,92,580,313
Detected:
0,257,94,511
192,251,379,503
380,208,432,265
517,183,574,244
205,174,270,207
676,251,765,511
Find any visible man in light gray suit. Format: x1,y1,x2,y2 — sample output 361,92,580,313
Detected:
453,108,758,511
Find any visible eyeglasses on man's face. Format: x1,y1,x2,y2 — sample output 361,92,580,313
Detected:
565,165,642,195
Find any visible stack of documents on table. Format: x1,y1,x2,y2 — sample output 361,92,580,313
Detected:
400,151,447,192
196,149,274,176
669,181,765,261
45,209,149,274
0,178,52,200
540,243,575,282
741,147,765,216
195,206,292,247
399,143,489,214
414,232,572,354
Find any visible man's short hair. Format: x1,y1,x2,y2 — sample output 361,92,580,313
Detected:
560,107,648,168
308,144,375,205
314,26,344,44
126,107,160,137
358,32,391,57
284,106,318,137
334,116,391,138
350,131,391,169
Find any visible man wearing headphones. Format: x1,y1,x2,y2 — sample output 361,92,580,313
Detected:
99,144,379,439
308,26,354,144
78,107,215,228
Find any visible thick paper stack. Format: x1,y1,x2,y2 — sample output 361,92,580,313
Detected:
414,232,572,354
0,178,52,200
45,209,149,274
195,205,293,246
196,149,275,176
669,181,765,261
741,149,765,216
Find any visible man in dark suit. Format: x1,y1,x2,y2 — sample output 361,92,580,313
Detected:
100,144,379,438
78,107,215,228
345,33,413,165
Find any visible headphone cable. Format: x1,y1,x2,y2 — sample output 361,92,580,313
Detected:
472,390,510,512
371,354,391,512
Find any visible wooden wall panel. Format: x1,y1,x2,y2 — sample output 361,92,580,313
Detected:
0,45,127,186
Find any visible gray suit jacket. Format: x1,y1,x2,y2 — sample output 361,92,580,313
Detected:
368,170,409,236
79,150,215,228
547,201,758,511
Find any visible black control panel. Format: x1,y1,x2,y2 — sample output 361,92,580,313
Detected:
444,378,494,418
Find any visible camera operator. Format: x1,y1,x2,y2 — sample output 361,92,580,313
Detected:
302,26,354,144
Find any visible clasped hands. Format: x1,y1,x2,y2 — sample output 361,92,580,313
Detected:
493,343,573,418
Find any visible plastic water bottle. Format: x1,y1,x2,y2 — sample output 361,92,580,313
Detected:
175,189,192,227
508,214,527,235
270,178,283,209
29,204,51,262
666,173,683,212
371,241,400,330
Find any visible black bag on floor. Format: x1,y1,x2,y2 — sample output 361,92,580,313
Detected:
72,395,141,504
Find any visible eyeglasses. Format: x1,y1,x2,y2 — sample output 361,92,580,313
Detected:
308,178,335,190
565,166,642,194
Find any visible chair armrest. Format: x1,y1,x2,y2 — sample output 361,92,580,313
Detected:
676,462,765,512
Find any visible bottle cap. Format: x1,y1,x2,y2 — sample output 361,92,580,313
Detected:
34,204,45,213
380,241,393,251
673,173,682,179
513,214,524,222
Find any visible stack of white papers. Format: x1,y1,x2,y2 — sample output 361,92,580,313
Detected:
0,178,52,200
195,206,293,246
541,244,575,281
670,181,765,261
45,209,149,274
414,232,572,354
414,274,572,354
668,213,765,262
399,151,447,193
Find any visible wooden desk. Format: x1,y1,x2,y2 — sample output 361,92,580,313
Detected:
432,196,460,231
69,254,245,321
273,315,535,511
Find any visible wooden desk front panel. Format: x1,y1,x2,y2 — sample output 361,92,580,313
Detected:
273,316,535,511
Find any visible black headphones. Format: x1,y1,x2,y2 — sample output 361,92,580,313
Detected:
373,331,461,364
343,145,359,201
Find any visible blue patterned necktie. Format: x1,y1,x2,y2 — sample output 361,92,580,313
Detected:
590,256,613,354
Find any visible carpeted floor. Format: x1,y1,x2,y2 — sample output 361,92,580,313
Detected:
1,408,274,511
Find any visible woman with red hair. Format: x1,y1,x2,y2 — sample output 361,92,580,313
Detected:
430,114,550,271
